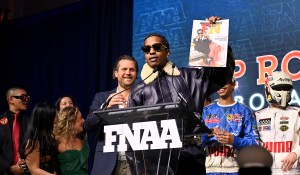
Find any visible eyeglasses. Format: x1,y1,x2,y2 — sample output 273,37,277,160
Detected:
12,94,30,102
141,43,167,54
198,33,202,34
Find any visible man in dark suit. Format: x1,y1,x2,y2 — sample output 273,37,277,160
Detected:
0,87,31,175
84,55,138,175
193,29,212,56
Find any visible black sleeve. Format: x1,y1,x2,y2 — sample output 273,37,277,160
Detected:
84,92,109,132
206,46,235,96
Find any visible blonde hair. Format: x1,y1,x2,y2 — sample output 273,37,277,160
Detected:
53,106,79,140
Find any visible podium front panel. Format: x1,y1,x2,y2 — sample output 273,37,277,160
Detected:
93,102,210,175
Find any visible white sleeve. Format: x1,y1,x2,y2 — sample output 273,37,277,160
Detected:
292,108,300,159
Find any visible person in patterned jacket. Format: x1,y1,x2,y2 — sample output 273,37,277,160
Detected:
255,71,300,175
202,77,258,175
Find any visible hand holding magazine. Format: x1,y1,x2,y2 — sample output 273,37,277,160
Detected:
189,19,229,67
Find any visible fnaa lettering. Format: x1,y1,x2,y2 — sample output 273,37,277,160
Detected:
103,119,182,152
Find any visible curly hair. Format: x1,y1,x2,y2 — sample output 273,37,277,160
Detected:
53,106,79,140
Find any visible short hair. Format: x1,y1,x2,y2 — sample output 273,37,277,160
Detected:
112,54,139,80
143,33,170,51
55,95,76,112
6,87,26,102
197,29,203,33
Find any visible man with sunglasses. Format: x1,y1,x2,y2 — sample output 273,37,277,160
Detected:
127,16,235,175
193,29,212,59
0,87,31,175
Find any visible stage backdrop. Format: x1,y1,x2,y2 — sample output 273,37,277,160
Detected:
132,0,300,111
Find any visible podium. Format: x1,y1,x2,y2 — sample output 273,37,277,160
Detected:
94,101,211,175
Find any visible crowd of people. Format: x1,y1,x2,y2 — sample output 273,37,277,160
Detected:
0,16,299,175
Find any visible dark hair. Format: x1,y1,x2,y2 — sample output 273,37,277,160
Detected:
112,55,139,80
6,86,26,101
22,102,56,156
55,95,76,112
143,33,170,51
197,29,203,33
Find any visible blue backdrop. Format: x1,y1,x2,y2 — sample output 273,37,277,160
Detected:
133,0,300,111
0,1,299,174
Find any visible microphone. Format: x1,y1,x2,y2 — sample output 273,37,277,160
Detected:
101,67,159,110
171,63,187,104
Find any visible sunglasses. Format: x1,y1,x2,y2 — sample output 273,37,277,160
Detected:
141,43,167,54
12,94,30,102
272,85,293,91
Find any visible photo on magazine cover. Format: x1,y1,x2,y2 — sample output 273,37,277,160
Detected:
189,19,229,67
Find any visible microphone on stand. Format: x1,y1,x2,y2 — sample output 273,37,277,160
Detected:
101,67,159,110
91,68,158,168
171,63,187,105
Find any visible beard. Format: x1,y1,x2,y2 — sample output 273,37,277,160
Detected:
120,79,135,89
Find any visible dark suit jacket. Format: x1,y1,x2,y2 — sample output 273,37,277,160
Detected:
84,89,119,175
0,110,30,175
193,38,212,56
